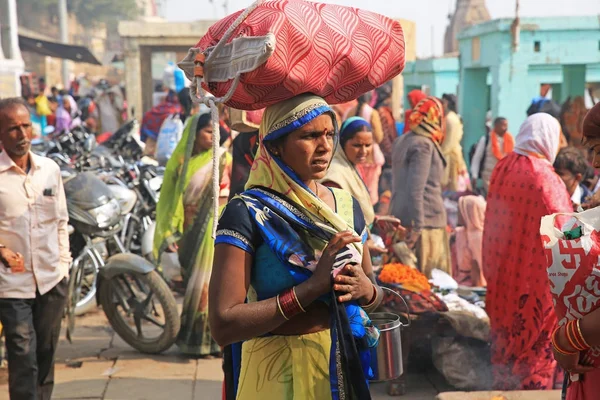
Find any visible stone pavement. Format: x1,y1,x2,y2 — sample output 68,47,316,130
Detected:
0,309,561,400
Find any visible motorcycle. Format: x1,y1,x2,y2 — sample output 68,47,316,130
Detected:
100,161,163,257
63,169,179,354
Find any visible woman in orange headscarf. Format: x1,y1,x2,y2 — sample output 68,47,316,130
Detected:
403,90,427,134
391,96,451,277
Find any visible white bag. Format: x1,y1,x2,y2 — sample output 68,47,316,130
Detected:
540,209,600,367
155,114,184,166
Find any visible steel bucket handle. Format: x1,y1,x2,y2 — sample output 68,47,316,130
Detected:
381,286,411,328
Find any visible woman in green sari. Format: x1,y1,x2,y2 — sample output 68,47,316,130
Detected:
154,109,232,357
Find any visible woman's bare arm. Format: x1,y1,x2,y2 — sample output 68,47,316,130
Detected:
580,306,600,348
209,245,324,346
360,245,384,308
209,232,361,346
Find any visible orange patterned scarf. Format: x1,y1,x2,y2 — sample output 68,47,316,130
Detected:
490,131,514,160
408,96,445,145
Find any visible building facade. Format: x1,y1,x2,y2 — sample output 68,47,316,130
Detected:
403,55,460,102
458,16,600,158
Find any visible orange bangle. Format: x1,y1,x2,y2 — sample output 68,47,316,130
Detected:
575,319,591,350
565,321,577,350
569,320,588,351
567,321,585,351
553,326,578,356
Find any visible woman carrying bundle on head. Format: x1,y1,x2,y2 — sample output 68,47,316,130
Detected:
211,94,384,400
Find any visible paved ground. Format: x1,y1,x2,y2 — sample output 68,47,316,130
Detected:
0,309,561,400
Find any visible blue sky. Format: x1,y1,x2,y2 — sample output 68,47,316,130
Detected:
164,0,600,58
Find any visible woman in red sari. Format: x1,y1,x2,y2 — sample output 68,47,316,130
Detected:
483,113,572,390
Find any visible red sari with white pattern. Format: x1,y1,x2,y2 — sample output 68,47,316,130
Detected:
483,152,572,390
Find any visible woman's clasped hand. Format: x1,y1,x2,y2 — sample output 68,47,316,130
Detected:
308,231,373,303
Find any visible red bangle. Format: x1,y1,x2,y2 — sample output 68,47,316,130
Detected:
568,321,585,351
278,287,305,320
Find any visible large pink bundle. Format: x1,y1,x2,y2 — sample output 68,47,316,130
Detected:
179,0,405,110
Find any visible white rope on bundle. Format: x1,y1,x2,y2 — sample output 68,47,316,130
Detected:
189,0,264,237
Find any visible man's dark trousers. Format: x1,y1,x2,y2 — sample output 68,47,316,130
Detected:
0,278,67,400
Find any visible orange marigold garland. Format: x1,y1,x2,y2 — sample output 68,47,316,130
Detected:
378,263,431,292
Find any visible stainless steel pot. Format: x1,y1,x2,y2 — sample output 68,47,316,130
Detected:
369,287,410,382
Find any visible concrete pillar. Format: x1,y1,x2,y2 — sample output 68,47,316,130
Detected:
0,0,21,61
0,0,4,61
58,0,70,89
0,0,24,97
493,62,538,137
551,84,562,104
140,46,154,114
459,67,488,163
396,18,417,121
6,0,20,60
123,38,142,119
391,75,403,121
562,65,586,102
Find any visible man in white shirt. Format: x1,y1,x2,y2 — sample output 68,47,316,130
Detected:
0,97,71,400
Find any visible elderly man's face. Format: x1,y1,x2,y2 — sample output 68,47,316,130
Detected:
0,104,33,157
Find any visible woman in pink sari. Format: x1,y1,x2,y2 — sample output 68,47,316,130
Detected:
454,195,486,287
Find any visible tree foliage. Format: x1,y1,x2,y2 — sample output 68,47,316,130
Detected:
18,0,140,28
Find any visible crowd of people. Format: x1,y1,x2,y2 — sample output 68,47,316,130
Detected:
141,78,600,399
138,67,600,400
20,76,128,140
3,63,600,399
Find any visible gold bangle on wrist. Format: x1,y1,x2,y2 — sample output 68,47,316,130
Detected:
291,287,306,313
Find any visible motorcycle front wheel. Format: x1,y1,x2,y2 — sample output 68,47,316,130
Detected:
99,270,180,354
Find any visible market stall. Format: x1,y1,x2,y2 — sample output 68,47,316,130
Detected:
373,262,492,396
